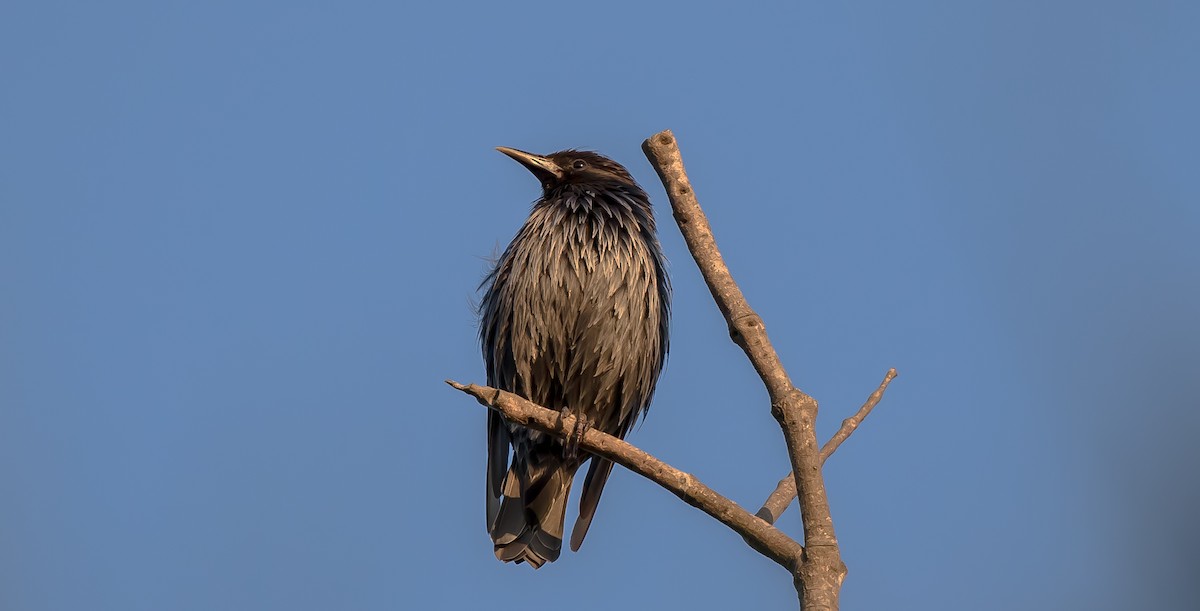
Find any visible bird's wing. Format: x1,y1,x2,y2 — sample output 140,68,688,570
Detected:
486,404,510,532
570,456,615,551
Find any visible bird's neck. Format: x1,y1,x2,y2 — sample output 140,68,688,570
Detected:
540,184,652,219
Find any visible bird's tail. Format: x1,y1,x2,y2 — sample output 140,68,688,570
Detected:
489,454,577,568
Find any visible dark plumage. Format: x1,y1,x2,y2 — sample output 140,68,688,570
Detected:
478,147,670,568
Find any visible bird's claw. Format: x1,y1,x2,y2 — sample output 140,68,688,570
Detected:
562,408,590,460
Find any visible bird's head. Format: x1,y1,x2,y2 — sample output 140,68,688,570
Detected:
496,147,637,194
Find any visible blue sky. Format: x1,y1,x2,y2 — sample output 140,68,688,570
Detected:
2,1,1197,609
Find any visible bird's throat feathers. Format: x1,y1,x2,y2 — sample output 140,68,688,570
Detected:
537,183,655,226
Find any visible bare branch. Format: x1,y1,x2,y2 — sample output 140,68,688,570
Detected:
757,369,899,524
642,130,845,609
446,379,804,571
820,368,898,460
757,472,802,526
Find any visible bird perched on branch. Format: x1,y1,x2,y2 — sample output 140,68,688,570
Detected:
478,147,670,568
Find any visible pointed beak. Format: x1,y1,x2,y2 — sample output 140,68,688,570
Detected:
496,146,563,183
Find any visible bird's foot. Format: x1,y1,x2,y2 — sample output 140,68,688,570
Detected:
559,407,575,458
562,409,590,460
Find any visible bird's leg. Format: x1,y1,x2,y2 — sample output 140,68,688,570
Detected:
559,406,575,458
562,408,591,460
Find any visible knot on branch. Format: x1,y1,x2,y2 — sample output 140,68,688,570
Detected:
733,311,764,331
676,471,699,491
728,312,764,346
769,399,786,420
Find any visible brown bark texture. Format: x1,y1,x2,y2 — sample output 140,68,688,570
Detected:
642,130,845,609
757,369,898,524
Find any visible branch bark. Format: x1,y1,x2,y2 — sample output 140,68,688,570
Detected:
642,130,845,610
446,380,805,571
757,368,899,524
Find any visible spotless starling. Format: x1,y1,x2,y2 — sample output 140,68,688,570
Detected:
478,147,670,567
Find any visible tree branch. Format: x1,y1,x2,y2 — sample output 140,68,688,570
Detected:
756,368,899,524
446,380,805,571
642,130,845,609
820,368,898,462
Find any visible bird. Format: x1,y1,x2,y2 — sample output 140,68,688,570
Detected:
478,146,670,568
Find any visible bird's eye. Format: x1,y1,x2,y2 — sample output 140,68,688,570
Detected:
572,159,587,170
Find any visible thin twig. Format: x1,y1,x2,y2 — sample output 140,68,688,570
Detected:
756,369,898,524
446,380,805,571
642,130,845,609
820,368,898,460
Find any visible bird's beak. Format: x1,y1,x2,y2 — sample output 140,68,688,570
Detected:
496,146,563,183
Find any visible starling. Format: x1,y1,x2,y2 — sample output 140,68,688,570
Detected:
478,147,670,567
